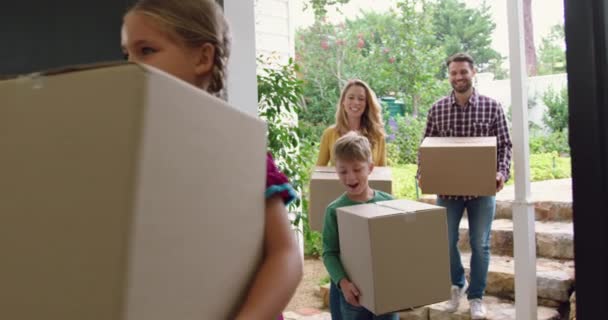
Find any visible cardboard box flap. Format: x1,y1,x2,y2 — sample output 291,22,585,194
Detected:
40,61,133,76
376,199,442,213
311,167,338,180
338,203,402,219
141,63,262,122
421,136,496,147
2,62,259,125
313,166,336,173
0,73,16,81
0,61,134,83
370,167,392,180
313,166,392,180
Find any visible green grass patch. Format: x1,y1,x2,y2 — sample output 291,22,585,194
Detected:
390,164,419,200
319,275,331,286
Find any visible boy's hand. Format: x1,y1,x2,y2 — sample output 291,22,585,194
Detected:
339,278,361,306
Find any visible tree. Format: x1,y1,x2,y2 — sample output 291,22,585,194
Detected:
430,0,505,77
524,0,538,76
295,0,448,133
538,24,566,75
392,0,448,117
304,0,351,21
295,21,344,128
542,86,568,133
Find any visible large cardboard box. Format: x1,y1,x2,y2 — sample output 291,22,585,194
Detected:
418,137,497,196
0,63,266,319
309,166,392,231
337,199,450,315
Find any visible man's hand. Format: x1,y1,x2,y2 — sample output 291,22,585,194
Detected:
339,278,361,307
496,172,505,192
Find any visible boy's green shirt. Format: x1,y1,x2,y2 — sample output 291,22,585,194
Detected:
321,190,394,285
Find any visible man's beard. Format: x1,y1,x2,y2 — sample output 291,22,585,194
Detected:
451,80,472,93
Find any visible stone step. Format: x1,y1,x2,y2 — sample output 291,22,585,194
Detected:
458,219,574,260
419,197,573,222
495,201,572,222
461,253,575,306
399,296,561,320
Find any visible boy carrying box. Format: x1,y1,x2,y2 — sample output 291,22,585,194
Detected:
322,131,398,320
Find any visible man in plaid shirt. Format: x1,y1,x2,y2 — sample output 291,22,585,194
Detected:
418,53,512,319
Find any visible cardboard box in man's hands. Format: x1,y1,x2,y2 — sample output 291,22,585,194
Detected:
418,137,497,196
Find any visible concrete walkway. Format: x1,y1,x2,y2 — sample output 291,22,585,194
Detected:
496,178,572,202
283,310,331,320
421,178,573,203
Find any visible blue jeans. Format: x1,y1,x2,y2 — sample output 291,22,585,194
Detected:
330,282,343,320
330,281,399,320
437,196,496,300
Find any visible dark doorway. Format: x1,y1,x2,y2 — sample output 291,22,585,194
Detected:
564,0,608,318
0,1,131,76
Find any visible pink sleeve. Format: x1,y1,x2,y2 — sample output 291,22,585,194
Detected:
265,153,297,205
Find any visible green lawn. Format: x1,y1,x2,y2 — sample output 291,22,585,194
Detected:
391,164,420,200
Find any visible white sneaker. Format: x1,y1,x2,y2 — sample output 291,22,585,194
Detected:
445,280,468,312
470,298,487,319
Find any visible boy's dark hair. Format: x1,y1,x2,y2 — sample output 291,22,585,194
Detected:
333,131,372,163
446,53,475,69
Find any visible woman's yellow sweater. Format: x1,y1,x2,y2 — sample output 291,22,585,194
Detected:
316,126,386,166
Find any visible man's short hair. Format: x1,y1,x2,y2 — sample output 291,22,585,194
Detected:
334,131,372,163
446,52,475,69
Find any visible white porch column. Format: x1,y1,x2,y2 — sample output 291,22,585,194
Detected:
223,0,258,117
506,1,538,319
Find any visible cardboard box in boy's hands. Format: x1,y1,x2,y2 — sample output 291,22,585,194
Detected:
0,63,266,320
309,166,392,231
418,137,497,196
337,199,450,314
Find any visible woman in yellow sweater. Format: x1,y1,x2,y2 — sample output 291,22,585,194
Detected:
316,79,387,166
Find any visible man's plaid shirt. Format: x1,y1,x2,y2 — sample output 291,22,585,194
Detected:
418,89,513,200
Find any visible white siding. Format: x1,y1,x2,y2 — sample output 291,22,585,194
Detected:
224,0,258,115
255,0,295,66
476,73,568,130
